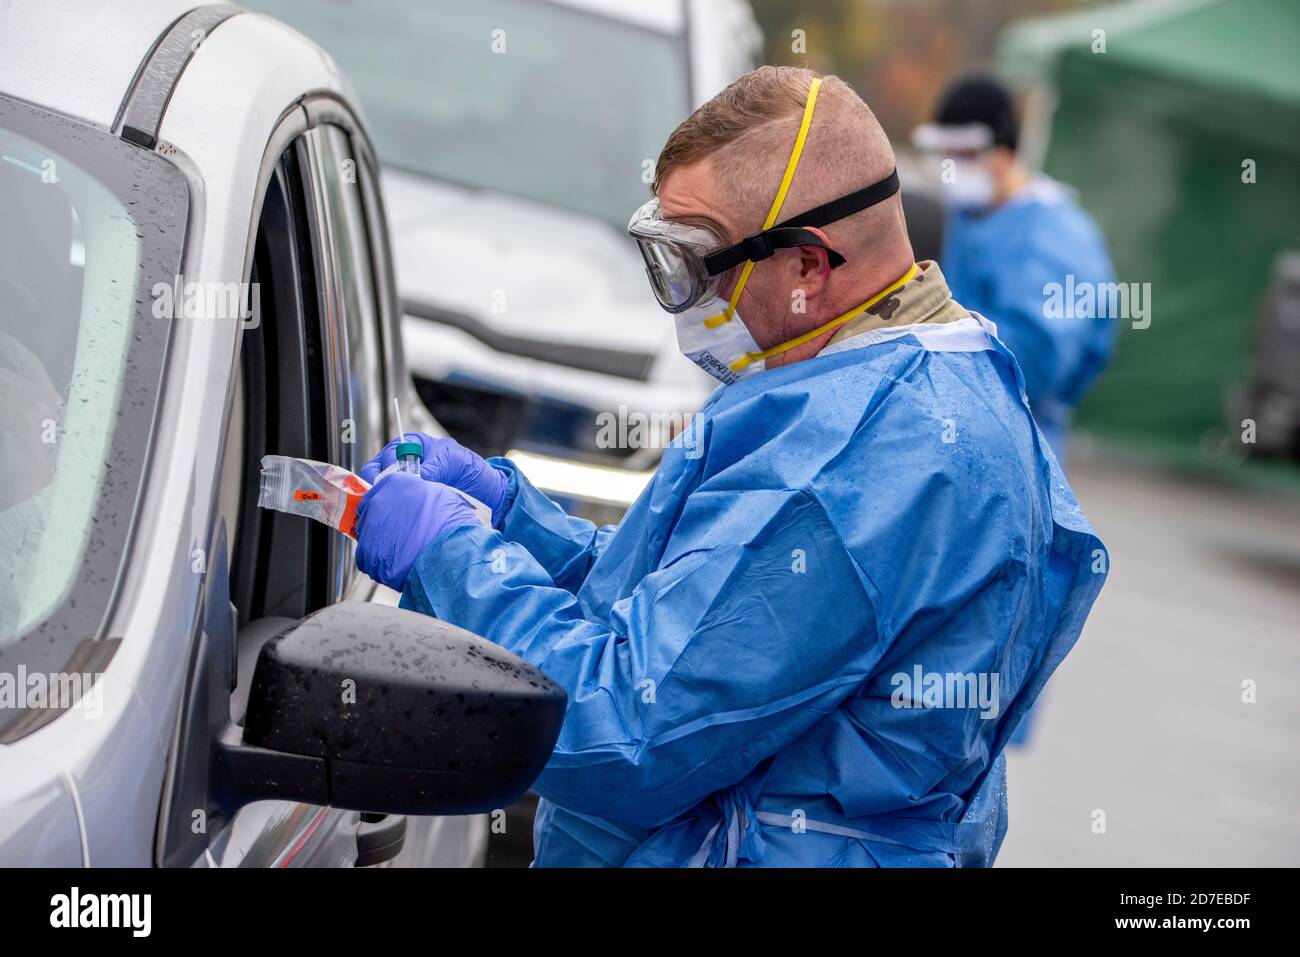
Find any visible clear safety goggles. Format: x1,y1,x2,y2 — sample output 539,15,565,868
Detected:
628,172,901,314
626,199,728,314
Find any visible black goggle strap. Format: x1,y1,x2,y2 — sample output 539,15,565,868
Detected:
701,169,901,277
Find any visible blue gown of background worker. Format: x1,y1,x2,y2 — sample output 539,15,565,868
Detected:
385,296,1107,867
943,183,1117,458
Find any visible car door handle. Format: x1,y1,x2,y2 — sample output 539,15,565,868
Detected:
355,813,407,867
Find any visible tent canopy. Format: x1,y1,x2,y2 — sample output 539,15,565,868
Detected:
995,0,1300,490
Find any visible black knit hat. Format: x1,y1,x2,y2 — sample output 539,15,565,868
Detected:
933,75,1019,151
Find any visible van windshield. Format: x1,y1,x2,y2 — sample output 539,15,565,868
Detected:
251,0,691,225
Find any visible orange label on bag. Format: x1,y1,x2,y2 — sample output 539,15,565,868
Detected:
294,489,321,501
340,490,364,539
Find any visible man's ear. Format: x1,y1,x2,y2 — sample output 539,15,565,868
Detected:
794,226,835,293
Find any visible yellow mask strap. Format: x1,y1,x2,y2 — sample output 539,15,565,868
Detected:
728,262,921,372
705,77,823,330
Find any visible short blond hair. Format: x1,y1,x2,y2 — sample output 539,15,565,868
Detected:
655,66,900,253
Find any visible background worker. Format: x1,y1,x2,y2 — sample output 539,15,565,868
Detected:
915,74,1118,461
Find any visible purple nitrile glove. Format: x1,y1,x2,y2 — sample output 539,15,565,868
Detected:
354,471,479,592
359,432,508,519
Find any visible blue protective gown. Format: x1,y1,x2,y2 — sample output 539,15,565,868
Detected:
941,178,1118,458
400,313,1106,867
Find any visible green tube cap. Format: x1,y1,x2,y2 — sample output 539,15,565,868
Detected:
396,441,423,460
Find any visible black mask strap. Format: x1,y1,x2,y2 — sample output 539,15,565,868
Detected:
702,169,901,277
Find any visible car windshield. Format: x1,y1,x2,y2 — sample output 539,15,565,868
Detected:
0,97,187,669
251,0,690,225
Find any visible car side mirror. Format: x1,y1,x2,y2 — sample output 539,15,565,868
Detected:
213,602,565,817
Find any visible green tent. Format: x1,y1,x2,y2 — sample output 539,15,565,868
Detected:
997,0,1300,490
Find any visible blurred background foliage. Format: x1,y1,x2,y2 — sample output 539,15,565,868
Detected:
748,0,1084,139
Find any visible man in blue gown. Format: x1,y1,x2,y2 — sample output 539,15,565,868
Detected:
353,67,1107,867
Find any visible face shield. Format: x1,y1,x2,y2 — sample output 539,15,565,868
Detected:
911,121,995,156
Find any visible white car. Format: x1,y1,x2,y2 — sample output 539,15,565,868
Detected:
0,0,563,867
249,0,761,482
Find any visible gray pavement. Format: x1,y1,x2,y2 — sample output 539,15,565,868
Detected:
997,452,1300,866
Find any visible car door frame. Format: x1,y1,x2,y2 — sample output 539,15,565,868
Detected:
157,94,473,868
156,104,376,867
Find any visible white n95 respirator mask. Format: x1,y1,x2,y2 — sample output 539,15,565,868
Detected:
672,261,920,385
671,297,763,385
938,158,995,210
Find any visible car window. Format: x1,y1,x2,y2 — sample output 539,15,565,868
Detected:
0,97,187,688
249,0,690,226
298,124,389,600
318,125,385,475
230,142,334,625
